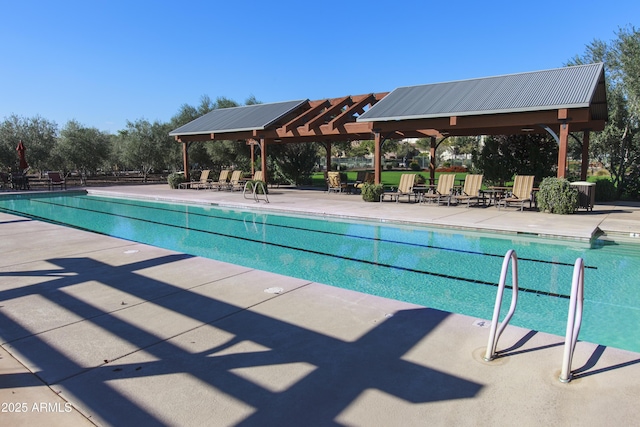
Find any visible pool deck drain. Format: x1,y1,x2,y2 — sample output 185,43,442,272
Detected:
1,185,639,426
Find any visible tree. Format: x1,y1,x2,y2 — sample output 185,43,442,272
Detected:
169,95,261,173
118,119,174,181
54,120,111,181
169,96,218,170
269,142,320,185
0,114,58,173
474,134,558,185
395,140,419,163
568,25,640,199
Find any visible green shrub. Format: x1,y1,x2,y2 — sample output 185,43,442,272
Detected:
361,182,385,202
536,177,578,214
410,161,421,171
593,177,616,201
167,172,186,189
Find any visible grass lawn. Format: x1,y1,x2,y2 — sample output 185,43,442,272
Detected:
310,170,469,188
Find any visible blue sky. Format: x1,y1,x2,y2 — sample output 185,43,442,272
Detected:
1,0,638,134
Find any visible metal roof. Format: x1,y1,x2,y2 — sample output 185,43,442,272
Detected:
358,63,606,122
169,99,307,136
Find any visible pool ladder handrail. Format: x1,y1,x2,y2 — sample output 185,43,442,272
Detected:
243,181,269,203
559,257,584,383
484,249,519,362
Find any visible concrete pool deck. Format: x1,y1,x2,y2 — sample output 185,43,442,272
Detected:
1,185,640,426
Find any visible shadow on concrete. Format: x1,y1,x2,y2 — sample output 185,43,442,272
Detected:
1,253,484,425
572,344,640,380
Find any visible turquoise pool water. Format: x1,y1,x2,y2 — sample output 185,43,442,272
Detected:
1,192,639,353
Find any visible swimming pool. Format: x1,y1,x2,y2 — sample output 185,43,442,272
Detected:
1,192,639,353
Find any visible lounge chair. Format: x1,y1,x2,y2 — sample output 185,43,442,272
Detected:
179,170,212,189
252,170,264,182
380,173,417,202
422,174,455,205
453,174,484,207
327,171,349,193
353,172,374,193
498,175,535,211
193,170,214,189
47,171,66,190
211,170,231,191
227,170,244,191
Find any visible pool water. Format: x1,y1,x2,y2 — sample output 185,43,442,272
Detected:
1,193,639,353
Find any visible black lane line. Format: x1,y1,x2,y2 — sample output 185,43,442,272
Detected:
61,196,597,270
10,199,573,300
1,206,571,300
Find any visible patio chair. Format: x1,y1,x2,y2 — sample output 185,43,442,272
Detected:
211,169,231,191
47,171,66,191
192,170,214,190
422,174,455,205
380,173,417,202
227,170,244,191
453,174,484,207
497,175,535,211
252,170,264,182
178,170,210,189
327,171,349,193
353,172,374,193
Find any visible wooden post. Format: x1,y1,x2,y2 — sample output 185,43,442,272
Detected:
261,138,268,184
430,137,436,185
325,141,332,173
182,141,190,181
374,131,382,184
557,123,569,178
249,140,255,176
581,131,590,180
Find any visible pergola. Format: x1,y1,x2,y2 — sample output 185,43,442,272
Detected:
170,63,607,184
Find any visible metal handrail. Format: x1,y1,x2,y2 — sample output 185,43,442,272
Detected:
559,257,585,383
243,181,269,203
484,249,519,361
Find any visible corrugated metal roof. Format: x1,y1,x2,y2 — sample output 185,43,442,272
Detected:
169,99,307,136
358,63,605,122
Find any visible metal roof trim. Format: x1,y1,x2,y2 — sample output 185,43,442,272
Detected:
357,103,592,123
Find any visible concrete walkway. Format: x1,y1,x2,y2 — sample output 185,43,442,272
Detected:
1,185,639,426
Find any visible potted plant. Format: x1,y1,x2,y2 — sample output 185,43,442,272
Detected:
167,172,186,189
361,182,385,202
536,177,578,214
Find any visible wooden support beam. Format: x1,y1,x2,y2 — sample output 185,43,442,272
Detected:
429,137,436,185
325,141,332,174
558,108,568,120
581,131,590,180
450,116,458,126
175,133,214,142
282,101,329,132
374,132,382,185
328,94,375,130
211,131,254,140
557,123,569,178
261,138,268,184
182,141,189,181
305,96,352,132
